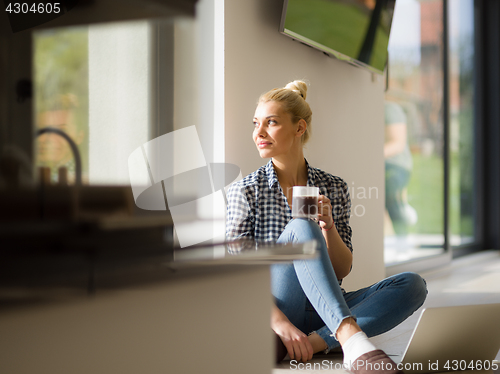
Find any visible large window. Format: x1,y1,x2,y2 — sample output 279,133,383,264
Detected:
384,0,478,266
33,20,193,186
449,0,476,248
384,0,446,264
32,15,225,247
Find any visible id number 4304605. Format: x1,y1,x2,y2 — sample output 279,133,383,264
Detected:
5,2,61,14
444,360,499,371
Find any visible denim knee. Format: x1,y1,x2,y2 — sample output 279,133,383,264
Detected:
277,218,324,245
399,272,428,309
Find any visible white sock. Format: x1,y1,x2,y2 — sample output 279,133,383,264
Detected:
342,331,378,369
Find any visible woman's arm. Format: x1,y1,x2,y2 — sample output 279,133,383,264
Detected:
271,304,313,362
384,123,407,159
225,183,254,241
318,194,353,280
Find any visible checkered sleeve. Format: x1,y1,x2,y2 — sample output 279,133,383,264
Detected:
225,182,255,241
332,178,353,253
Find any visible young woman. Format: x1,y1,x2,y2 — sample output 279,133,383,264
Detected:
225,80,427,373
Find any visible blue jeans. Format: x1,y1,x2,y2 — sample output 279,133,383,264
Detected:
271,218,427,351
385,163,412,235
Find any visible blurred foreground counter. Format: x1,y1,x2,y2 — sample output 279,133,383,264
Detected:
0,202,316,374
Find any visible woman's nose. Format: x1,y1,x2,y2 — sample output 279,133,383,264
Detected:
254,123,266,137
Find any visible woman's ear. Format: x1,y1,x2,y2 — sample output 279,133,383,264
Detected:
296,119,307,138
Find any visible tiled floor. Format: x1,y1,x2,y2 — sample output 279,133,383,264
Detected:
274,250,500,373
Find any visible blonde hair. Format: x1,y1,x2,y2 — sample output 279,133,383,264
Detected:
258,80,313,143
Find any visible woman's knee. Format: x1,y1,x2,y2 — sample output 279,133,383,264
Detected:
277,218,324,244
398,272,428,307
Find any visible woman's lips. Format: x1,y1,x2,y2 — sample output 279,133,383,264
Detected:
257,142,271,148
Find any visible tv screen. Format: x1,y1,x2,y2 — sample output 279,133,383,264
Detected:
280,0,396,74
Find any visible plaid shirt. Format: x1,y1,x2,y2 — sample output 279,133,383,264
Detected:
225,159,353,253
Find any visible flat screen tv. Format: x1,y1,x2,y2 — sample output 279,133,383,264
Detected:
279,0,396,74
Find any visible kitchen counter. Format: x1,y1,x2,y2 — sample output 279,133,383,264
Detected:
0,221,317,374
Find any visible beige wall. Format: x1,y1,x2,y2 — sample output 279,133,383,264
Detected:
222,0,386,290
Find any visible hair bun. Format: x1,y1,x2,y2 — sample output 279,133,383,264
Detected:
284,80,308,100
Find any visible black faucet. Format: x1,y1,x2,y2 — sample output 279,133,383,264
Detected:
36,127,82,186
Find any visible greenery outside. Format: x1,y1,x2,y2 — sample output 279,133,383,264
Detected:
407,153,443,235
33,27,89,183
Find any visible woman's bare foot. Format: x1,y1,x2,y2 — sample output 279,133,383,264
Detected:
306,317,362,355
336,317,363,345
307,332,328,353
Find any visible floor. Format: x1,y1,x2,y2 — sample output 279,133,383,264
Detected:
274,250,500,373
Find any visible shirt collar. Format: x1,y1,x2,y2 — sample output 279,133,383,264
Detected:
265,158,318,189
265,160,279,189
306,159,319,187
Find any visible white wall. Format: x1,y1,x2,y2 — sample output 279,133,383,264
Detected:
222,0,386,290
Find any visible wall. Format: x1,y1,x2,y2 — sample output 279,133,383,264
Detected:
0,11,33,185
222,0,386,290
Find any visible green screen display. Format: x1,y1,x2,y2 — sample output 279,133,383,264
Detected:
281,0,395,73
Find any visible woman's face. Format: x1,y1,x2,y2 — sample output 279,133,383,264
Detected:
253,101,304,159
